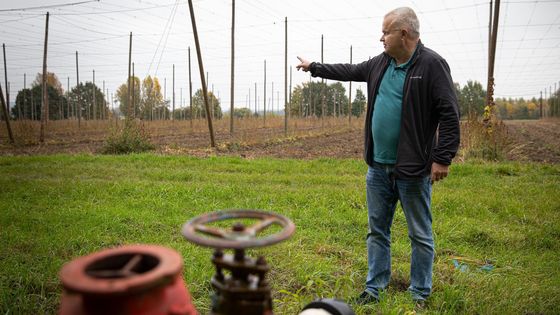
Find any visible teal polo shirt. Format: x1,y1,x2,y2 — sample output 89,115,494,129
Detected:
372,53,414,164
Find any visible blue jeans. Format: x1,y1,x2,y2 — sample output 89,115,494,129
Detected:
364,163,434,301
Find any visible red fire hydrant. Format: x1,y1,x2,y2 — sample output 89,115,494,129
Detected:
59,245,198,315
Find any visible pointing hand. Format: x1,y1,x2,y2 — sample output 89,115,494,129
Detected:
296,56,311,72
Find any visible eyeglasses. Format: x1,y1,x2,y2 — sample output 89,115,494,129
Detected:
381,29,401,37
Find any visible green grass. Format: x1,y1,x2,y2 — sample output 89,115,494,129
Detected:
0,155,559,314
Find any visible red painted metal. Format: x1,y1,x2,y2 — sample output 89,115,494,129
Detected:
59,245,197,315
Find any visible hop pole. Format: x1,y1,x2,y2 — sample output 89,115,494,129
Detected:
187,0,215,147
39,12,50,143
0,81,14,143
484,0,501,128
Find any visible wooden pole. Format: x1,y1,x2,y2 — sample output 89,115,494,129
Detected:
102,80,105,120
284,16,288,134
549,86,552,117
554,82,559,116
540,91,543,119
349,45,353,125
263,59,266,126
188,46,192,127
76,51,81,128
92,70,96,120
24,73,27,119
0,81,14,143
172,64,175,121
180,87,183,120
484,0,500,123
39,12,49,143
132,62,136,119
111,93,114,119
254,82,257,116
67,76,70,119
309,73,313,117
187,0,215,147
289,66,292,116
3,44,8,115
321,34,325,127
321,35,327,128
229,0,235,134
127,32,132,121
106,88,110,119
488,0,493,68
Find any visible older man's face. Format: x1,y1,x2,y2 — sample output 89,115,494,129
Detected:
380,16,403,57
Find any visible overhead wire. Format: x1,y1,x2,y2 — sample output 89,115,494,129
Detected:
0,0,99,12
148,0,179,77
2,0,559,101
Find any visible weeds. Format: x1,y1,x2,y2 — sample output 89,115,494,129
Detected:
460,113,509,161
101,119,154,154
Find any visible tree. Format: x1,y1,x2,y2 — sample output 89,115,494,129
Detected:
289,85,305,117
550,89,559,117
140,76,166,120
328,82,349,117
190,89,222,119
66,82,106,120
289,81,349,117
12,85,67,120
232,107,252,118
459,80,486,116
115,76,142,119
12,71,68,120
352,88,366,117
32,72,64,95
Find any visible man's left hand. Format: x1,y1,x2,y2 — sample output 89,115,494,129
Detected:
431,162,449,183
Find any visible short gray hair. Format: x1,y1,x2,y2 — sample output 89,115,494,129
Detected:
385,7,420,38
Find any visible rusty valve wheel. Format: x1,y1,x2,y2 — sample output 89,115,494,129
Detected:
181,209,295,249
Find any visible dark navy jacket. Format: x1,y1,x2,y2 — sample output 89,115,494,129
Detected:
310,41,460,179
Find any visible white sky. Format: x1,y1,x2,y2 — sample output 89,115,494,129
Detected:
1,0,559,112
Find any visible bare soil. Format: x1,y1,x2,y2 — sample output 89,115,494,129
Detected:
502,119,560,163
1,118,559,163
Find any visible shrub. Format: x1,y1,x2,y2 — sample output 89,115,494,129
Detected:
101,120,154,154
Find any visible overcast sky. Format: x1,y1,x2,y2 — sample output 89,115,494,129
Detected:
1,0,559,112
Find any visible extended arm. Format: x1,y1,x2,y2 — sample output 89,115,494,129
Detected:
296,56,370,82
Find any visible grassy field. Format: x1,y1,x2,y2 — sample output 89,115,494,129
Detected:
0,155,559,314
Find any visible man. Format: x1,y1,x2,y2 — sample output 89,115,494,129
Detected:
296,7,460,305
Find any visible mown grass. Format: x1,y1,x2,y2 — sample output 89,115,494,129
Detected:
0,155,558,314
